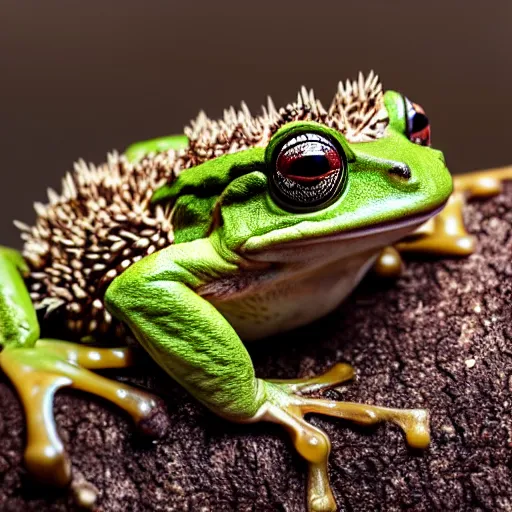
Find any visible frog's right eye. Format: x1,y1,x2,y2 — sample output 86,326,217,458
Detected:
405,97,431,147
269,132,347,212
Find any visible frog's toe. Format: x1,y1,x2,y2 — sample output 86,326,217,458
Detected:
308,461,337,512
25,434,71,487
309,495,337,512
297,396,430,450
373,246,404,278
268,363,355,395
20,373,73,486
0,341,163,487
256,393,337,512
136,398,169,438
401,408,430,449
453,165,512,198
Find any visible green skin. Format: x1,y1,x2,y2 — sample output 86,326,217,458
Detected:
0,90,452,508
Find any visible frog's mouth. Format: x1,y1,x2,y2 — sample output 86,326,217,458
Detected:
241,202,446,255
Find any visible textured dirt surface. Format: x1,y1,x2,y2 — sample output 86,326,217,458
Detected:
0,184,511,511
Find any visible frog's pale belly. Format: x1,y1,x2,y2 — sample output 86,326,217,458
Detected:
209,251,378,341
205,220,427,341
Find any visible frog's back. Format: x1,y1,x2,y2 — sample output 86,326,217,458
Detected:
18,151,179,341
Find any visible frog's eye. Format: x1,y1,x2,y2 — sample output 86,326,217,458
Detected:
405,97,431,146
270,132,347,212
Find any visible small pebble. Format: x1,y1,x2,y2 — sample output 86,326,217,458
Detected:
465,358,476,369
71,477,99,510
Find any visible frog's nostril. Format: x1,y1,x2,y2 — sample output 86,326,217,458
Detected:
388,164,411,180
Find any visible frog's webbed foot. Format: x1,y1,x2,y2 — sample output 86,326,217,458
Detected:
252,364,429,512
373,193,475,279
0,340,163,487
374,165,512,278
453,164,512,198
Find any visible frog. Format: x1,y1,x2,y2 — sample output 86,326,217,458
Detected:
1,71,511,512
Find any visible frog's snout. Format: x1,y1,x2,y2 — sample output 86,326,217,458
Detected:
388,163,412,180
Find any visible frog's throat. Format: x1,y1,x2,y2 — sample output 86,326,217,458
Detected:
242,201,446,253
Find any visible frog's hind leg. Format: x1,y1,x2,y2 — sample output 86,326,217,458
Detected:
374,165,512,277
374,190,477,276
395,164,512,257
394,191,476,256
0,340,163,487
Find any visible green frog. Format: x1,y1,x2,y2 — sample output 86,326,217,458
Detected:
1,71,510,512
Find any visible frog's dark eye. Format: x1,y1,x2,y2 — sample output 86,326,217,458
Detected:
269,132,347,212
405,97,431,146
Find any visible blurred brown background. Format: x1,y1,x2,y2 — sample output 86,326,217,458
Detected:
1,0,511,248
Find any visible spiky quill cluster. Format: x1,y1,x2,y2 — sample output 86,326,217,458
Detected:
184,70,387,166
19,152,177,338
19,71,388,339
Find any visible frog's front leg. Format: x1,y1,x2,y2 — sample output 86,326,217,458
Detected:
374,165,512,277
0,247,164,487
105,238,430,512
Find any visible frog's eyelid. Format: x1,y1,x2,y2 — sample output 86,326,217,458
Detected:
280,133,331,152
